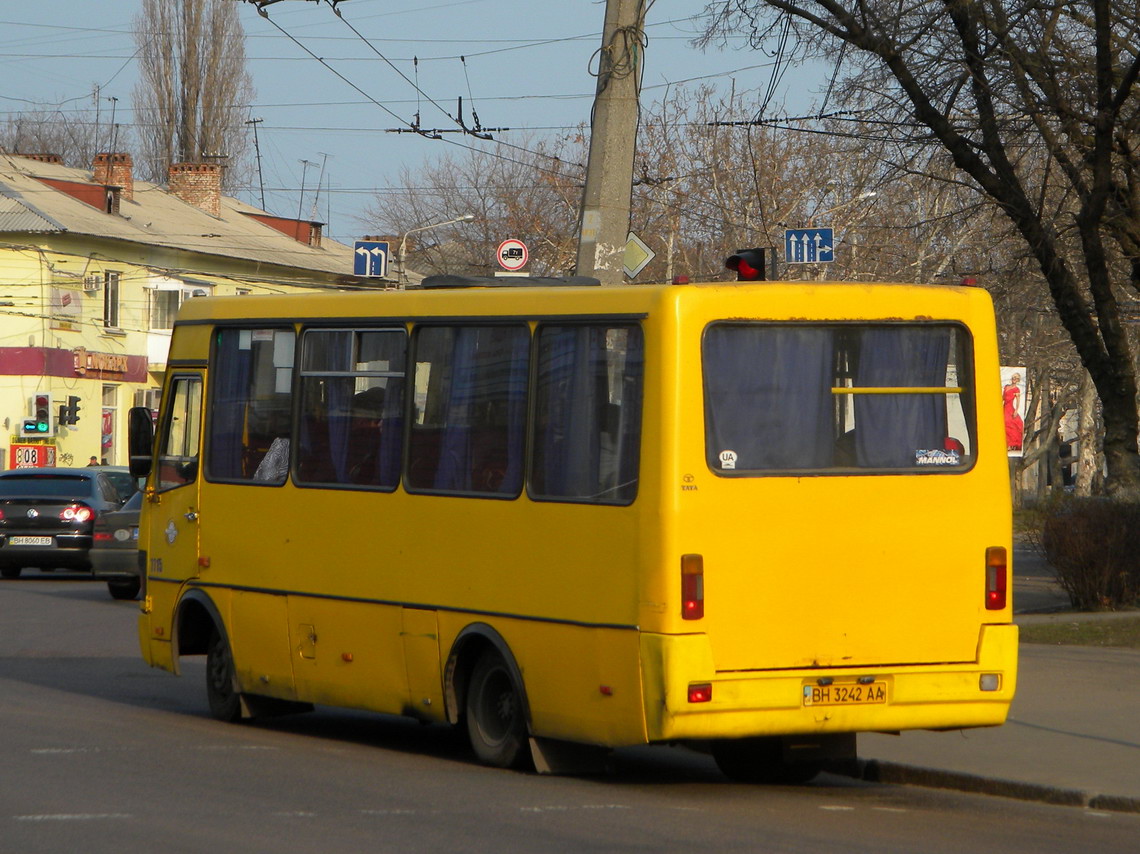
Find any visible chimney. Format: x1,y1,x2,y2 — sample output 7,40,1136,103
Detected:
20,153,64,164
93,152,134,201
168,162,222,217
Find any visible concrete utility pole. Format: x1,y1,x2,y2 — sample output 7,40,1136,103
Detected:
575,0,647,285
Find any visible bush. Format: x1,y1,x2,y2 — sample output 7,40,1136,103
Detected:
1039,498,1140,610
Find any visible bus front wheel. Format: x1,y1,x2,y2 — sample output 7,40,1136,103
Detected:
206,627,242,723
465,650,529,769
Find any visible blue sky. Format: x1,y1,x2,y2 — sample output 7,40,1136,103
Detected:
1,1,824,243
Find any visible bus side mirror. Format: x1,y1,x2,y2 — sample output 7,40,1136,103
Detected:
128,405,155,478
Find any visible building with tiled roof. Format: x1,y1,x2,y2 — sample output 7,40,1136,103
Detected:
0,151,391,469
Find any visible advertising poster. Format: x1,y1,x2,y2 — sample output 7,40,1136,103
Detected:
1000,366,1027,457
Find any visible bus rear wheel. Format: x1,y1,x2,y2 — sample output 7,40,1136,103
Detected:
712,737,823,784
465,650,529,769
206,627,242,723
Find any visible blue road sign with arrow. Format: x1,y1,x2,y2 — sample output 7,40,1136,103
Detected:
784,228,835,263
354,240,389,277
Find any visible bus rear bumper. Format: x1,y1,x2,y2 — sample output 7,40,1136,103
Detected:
641,624,1018,742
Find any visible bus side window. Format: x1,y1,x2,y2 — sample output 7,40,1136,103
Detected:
156,375,202,491
295,328,406,490
530,323,644,505
406,324,529,497
208,328,296,484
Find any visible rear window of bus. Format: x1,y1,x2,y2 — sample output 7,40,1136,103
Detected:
703,322,976,475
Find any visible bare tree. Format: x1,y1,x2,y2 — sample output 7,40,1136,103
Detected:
363,134,585,277
132,0,255,189
700,0,1140,498
0,100,118,166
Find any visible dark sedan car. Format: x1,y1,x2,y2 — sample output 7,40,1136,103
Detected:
0,467,127,579
90,490,143,600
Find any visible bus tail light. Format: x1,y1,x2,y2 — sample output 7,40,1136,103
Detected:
688,682,712,703
681,554,704,620
985,546,1007,610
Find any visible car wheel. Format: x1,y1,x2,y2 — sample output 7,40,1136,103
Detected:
107,578,141,600
206,627,242,723
0,566,21,579
465,649,529,769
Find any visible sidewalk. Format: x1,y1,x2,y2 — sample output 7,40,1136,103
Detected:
844,572,1140,812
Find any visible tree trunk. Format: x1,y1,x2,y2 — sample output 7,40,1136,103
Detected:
1075,370,1100,496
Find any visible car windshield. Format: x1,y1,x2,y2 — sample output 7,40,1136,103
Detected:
0,475,92,497
102,471,138,498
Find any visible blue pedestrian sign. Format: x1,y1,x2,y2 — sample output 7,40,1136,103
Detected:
353,240,390,277
784,228,835,264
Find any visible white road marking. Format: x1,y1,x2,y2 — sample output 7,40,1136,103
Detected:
15,814,131,822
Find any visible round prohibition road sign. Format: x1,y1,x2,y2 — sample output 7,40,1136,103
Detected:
497,238,529,271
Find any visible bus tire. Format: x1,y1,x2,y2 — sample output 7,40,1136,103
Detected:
712,737,823,785
465,649,529,769
206,627,242,723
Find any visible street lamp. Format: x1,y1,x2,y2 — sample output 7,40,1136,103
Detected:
398,214,476,285
807,191,877,227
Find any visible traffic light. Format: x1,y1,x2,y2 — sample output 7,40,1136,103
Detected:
21,393,53,437
58,395,82,426
725,248,767,281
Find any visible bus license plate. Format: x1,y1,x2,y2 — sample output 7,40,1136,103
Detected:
803,682,887,707
9,536,52,547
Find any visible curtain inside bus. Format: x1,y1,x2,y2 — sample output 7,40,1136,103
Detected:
703,326,835,471
853,328,951,468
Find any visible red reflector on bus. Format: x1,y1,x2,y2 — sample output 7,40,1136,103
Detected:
681,554,704,620
688,683,712,703
985,546,1007,610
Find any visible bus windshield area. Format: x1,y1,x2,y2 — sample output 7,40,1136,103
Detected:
703,323,976,475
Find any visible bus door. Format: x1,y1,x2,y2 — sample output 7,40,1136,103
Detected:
145,373,205,603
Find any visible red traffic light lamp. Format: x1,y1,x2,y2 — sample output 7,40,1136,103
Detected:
725,248,767,281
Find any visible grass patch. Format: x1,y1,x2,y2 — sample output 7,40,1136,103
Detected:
1020,616,1140,649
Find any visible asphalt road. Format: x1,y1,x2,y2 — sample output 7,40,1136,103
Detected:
2,574,1137,854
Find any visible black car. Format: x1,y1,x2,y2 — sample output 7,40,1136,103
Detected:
90,490,143,600
0,467,128,578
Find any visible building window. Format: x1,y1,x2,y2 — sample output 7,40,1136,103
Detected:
149,289,180,330
103,272,120,329
101,384,117,464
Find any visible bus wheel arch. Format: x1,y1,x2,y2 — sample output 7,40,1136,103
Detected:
172,589,225,662
173,590,241,722
445,624,533,769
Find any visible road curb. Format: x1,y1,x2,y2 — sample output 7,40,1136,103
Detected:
837,759,1140,814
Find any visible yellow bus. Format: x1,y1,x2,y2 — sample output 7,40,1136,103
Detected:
129,278,1016,781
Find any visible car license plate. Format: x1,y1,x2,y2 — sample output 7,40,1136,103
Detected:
9,536,52,547
803,681,887,707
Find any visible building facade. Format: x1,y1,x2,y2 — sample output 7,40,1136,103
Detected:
0,152,384,469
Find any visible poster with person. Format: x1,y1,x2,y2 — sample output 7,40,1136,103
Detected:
1000,366,1027,457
